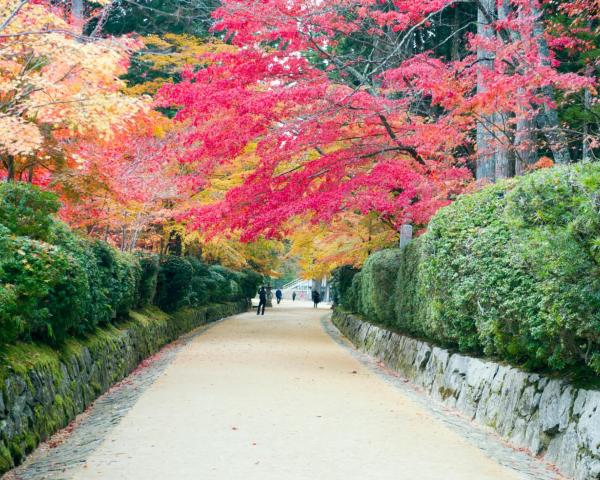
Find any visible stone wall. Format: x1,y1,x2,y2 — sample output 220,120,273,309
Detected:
332,310,600,480
0,302,248,473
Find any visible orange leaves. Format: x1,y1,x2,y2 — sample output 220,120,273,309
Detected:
0,0,148,164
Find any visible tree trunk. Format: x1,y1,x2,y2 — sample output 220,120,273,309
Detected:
531,3,571,164
71,0,84,21
4,155,15,181
493,0,514,180
514,115,537,175
451,6,460,61
475,0,497,182
583,82,592,162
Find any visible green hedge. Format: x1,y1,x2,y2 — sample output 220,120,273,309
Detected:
359,249,403,326
0,182,259,345
340,164,600,375
331,265,358,307
154,256,262,313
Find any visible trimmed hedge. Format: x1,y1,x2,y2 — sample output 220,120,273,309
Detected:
154,256,262,313
331,265,359,307
0,182,260,345
359,249,403,326
340,164,600,375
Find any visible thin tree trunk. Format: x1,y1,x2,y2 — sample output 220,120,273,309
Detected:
475,0,497,182
583,69,592,162
514,115,536,175
494,0,514,180
4,156,15,182
451,6,460,61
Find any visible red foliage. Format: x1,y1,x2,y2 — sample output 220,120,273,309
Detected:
156,0,592,240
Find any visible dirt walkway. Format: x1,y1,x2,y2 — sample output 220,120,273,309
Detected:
9,302,562,480
8,302,559,480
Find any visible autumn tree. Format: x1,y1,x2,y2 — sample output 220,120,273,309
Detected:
158,0,593,245
0,0,146,182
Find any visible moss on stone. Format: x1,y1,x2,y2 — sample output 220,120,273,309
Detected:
0,302,247,475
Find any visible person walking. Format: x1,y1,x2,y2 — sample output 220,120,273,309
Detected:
311,289,321,308
257,286,267,315
292,291,296,302
275,288,283,304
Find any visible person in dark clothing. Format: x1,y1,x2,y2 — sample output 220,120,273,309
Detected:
275,288,283,304
257,286,267,315
311,290,321,308
292,291,296,302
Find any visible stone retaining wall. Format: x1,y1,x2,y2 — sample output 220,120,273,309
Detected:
332,309,600,480
0,301,248,473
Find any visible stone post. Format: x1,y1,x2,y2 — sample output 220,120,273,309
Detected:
399,224,413,249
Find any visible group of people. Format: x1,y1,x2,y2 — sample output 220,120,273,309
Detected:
256,286,321,315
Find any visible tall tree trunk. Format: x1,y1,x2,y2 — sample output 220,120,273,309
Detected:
451,6,461,61
494,112,514,179
71,0,84,21
475,0,497,181
493,0,514,180
531,3,571,164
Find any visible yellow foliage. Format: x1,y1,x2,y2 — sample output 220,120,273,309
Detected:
288,212,398,278
123,34,236,96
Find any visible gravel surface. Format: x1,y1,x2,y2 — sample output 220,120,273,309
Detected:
7,302,563,480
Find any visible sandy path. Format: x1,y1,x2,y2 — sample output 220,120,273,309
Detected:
66,302,525,480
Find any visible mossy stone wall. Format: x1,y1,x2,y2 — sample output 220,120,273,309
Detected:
0,301,247,472
332,309,600,480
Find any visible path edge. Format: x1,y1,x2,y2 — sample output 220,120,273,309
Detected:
329,309,600,480
0,301,248,475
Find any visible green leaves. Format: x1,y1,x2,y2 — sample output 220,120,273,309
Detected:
0,182,60,242
340,164,600,375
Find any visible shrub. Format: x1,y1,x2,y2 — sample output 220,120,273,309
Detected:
393,239,425,337
358,249,403,326
339,164,600,375
137,255,159,307
0,182,60,241
208,265,242,302
155,256,193,312
344,272,363,314
238,270,263,300
186,256,212,307
0,182,258,345
0,284,20,344
0,232,88,343
331,266,359,307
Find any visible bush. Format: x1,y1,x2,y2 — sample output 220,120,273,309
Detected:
238,270,263,301
393,239,425,337
137,255,159,307
0,182,60,241
0,184,143,343
339,164,600,375
186,256,212,307
344,272,363,314
155,256,193,312
331,266,359,307
0,183,258,345
358,249,403,326
0,231,88,343
208,265,243,302
0,285,20,343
